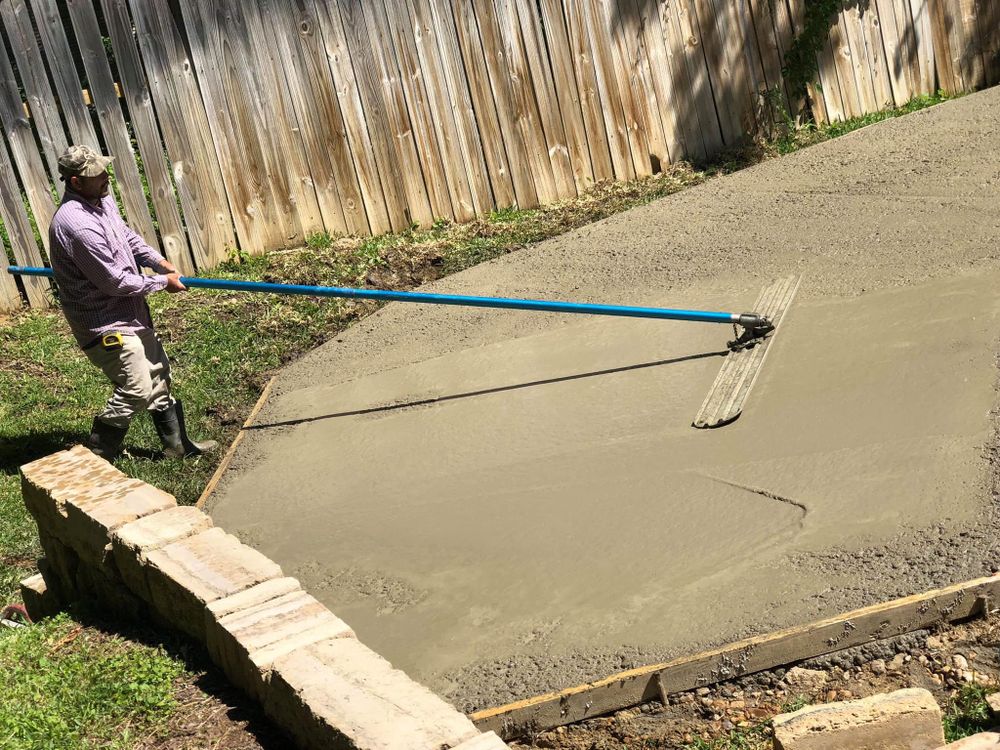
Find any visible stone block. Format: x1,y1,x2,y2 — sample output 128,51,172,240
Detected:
987,692,1000,718
112,506,214,601
141,527,283,641
20,446,129,532
207,589,354,703
772,688,945,750
63,483,176,566
19,572,61,621
37,531,80,602
452,732,511,749
205,577,301,622
265,637,479,750
74,563,148,622
936,733,1000,749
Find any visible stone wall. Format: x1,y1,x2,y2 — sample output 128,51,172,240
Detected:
19,445,507,750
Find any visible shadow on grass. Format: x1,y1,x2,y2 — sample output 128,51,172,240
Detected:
67,601,292,750
0,430,160,475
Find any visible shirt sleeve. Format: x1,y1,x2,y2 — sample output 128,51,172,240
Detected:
107,196,169,271
69,226,167,297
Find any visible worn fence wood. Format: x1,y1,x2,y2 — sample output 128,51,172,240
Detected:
125,0,236,269
0,138,46,308
62,0,159,251
1,0,67,182
0,26,56,260
97,0,193,274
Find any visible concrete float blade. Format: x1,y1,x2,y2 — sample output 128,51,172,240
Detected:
693,275,801,429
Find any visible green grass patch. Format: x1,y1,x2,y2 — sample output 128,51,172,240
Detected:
0,614,183,749
943,683,994,742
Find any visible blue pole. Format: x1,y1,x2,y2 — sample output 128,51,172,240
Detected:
6,265,755,326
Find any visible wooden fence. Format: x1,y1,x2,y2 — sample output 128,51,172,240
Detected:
0,0,997,312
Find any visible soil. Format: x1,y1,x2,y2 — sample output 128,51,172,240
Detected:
508,616,1000,749
207,85,1000,713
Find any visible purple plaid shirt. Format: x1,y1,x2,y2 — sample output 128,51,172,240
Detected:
49,191,168,347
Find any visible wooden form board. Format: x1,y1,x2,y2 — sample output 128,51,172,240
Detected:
471,573,1000,739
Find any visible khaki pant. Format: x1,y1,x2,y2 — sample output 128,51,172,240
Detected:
84,329,173,428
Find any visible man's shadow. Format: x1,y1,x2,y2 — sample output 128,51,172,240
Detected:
0,430,159,474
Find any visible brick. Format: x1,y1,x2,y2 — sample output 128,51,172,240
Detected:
20,446,128,530
207,589,354,703
773,688,944,750
452,732,511,749
19,572,61,621
63,483,176,566
142,527,283,641
987,692,1000,718
37,531,80,602
936,733,1000,749
266,638,479,750
112,507,214,600
206,577,301,622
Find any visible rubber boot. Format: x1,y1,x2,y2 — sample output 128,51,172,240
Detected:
86,417,128,460
151,400,219,459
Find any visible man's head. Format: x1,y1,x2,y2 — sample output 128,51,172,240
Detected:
58,145,113,203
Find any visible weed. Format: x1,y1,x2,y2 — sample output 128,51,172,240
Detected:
0,614,183,749
685,722,772,750
943,682,993,742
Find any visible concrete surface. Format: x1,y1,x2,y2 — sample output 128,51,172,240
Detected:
207,87,1000,710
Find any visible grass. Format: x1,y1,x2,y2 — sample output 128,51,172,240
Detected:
0,90,966,748
943,683,994,742
0,614,182,750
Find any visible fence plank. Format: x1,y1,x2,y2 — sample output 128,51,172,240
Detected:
357,0,437,226
981,0,1000,85
334,0,421,231
62,0,160,253
240,1,326,241
842,5,878,113
380,0,458,219
748,0,787,119
125,0,237,269
1,0,67,181
734,0,770,131
97,0,192,273
309,0,394,233
450,0,518,208
264,0,365,236
493,0,563,200
955,0,986,87
860,1,895,108
874,0,914,105
817,33,847,122
662,0,724,156
177,0,309,253
830,13,863,117
562,0,615,181
0,140,48,307
27,0,99,151
425,0,496,212
908,0,938,94
928,0,960,91
538,0,596,190
0,33,57,253
781,0,814,123
515,0,578,193
633,0,689,164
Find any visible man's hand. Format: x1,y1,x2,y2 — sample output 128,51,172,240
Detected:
165,273,187,293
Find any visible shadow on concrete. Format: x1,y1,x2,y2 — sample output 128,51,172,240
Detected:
248,348,727,430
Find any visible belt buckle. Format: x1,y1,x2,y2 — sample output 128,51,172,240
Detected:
101,332,124,351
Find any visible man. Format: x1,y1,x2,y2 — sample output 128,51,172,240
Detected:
48,144,217,461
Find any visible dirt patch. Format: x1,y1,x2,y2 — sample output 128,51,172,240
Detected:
208,87,1000,709
509,617,1000,748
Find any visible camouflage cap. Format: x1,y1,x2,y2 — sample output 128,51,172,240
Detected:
57,145,113,179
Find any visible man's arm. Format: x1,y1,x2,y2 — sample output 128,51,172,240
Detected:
70,226,171,297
